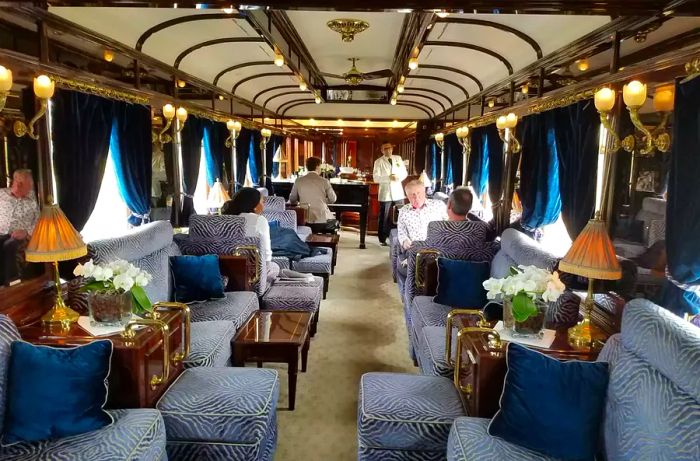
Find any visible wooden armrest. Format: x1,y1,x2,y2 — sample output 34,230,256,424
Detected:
415,249,440,291
218,255,251,292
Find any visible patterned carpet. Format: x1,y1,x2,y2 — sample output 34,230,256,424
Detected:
273,230,416,460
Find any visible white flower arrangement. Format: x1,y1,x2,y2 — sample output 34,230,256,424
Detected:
74,259,153,314
483,265,566,322
319,163,335,176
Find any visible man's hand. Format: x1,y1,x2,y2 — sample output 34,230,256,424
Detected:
390,174,398,181
10,229,27,240
402,239,412,250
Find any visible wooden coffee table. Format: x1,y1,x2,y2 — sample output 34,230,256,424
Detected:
232,311,312,410
306,233,340,274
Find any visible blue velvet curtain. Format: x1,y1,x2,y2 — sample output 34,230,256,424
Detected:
111,102,152,226
52,90,114,230
202,121,228,187
428,141,438,189
520,112,562,230
663,77,700,316
179,116,206,225
552,100,599,239
445,133,461,188
248,130,261,186
484,124,503,206
235,128,252,188
468,127,490,199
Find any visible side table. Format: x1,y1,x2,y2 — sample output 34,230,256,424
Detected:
232,310,312,410
306,233,340,274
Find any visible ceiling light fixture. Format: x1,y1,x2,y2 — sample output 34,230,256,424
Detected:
521,83,529,94
103,49,114,62
222,6,234,14
299,81,307,91
396,8,412,13
218,94,225,101
274,51,284,67
327,18,370,42
397,83,405,93
392,120,399,128
177,79,186,88
390,97,397,105
408,57,419,70
436,10,450,18
576,59,590,72
315,94,322,104
488,98,495,108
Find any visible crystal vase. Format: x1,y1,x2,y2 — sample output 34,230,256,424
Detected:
503,298,514,329
88,291,132,327
512,298,547,338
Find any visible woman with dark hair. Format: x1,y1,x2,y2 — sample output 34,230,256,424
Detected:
221,188,272,262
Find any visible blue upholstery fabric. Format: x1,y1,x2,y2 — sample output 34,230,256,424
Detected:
358,372,465,456
0,409,167,461
189,214,246,239
417,326,457,378
434,258,489,308
170,254,225,303
490,228,560,279
262,280,321,312
389,228,400,281
189,291,258,327
157,367,279,461
296,226,312,241
291,248,333,275
601,299,700,460
4,340,113,444
185,320,236,368
409,296,451,358
272,256,290,270
488,343,609,460
447,417,557,461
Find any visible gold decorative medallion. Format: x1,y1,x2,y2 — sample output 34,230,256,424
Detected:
327,19,369,42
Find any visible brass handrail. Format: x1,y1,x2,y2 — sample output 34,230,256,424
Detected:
234,245,261,285
453,327,502,395
153,302,191,364
121,318,170,391
415,249,440,290
445,309,487,367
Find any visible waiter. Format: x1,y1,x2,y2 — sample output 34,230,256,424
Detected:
373,141,408,246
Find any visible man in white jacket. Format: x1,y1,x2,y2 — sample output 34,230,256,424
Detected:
373,142,408,246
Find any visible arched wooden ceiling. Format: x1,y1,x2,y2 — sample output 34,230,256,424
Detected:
46,7,700,121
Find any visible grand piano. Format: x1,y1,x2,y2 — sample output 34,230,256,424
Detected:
272,181,370,249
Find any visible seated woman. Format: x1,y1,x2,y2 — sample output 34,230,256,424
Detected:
222,188,275,273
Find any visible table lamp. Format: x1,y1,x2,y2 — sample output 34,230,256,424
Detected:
559,212,621,348
207,178,230,214
25,203,87,326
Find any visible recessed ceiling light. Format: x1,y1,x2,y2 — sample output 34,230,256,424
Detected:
396,8,412,13
408,57,418,70
274,51,284,67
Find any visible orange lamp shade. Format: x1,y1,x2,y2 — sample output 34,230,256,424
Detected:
25,204,87,263
559,218,621,281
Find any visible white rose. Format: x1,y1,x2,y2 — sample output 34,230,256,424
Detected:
113,273,135,292
135,273,149,287
80,260,95,278
92,266,105,281
483,278,504,300
108,260,129,275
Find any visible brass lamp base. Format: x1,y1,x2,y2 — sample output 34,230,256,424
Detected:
41,300,79,327
568,314,593,349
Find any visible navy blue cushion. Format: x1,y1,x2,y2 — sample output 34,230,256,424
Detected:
488,342,609,460
3,340,113,444
433,258,489,307
170,254,225,303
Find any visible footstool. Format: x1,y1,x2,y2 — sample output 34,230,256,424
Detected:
157,367,279,461
358,372,466,461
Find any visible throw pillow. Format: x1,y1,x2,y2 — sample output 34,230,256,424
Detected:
170,254,225,303
3,340,113,444
488,342,609,460
434,258,489,307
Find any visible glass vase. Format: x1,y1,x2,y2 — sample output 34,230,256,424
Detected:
88,291,132,327
512,298,547,338
502,297,514,329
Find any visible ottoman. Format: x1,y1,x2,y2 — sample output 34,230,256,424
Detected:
358,372,466,460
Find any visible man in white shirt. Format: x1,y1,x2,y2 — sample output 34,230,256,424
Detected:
289,156,338,233
0,169,39,285
397,179,448,251
373,142,408,245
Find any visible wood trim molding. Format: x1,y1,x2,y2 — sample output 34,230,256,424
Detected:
419,64,484,92
423,41,514,74
174,37,265,68
213,61,275,86
405,75,469,99
435,18,543,59
401,92,446,112
135,13,246,51
232,72,295,94
253,85,300,104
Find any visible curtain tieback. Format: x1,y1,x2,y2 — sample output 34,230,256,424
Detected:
666,271,700,294
131,211,151,224
180,192,195,199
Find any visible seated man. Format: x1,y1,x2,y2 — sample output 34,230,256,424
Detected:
289,156,338,234
396,179,448,276
0,169,39,285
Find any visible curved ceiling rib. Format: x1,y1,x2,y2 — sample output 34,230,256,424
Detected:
264,91,310,109
135,13,245,51
279,101,433,118
396,102,433,118
418,65,484,92
174,37,265,68
406,75,469,99
253,85,300,104
232,72,295,94
402,87,454,107
401,92,446,112
423,41,514,74
435,18,543,59
213,61,274,86
278,99,317,116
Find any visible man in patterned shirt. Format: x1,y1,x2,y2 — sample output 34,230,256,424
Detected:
397,179,448,252
0,170,39,285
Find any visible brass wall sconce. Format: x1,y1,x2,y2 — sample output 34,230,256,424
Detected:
153,103,187,146
594,80,673,156
456,126,471,185
326,18,370,42
435,132,445,190
14,75,54,140
260,128,272,186
408,57,418,71
226,119,242,192
496,113,521,153
0,65,12,112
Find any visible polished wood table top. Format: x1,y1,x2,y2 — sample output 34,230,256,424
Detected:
305,234,340,244
235,311,312,346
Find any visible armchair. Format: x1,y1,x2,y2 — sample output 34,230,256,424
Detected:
447,298,700,460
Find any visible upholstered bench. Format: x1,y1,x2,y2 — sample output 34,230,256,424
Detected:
262,277,323,335
185,321,237,368
358,372,466,460
157,367,280,461
417,326,457,378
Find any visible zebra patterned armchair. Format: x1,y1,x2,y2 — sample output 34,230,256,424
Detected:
447,298,700,460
